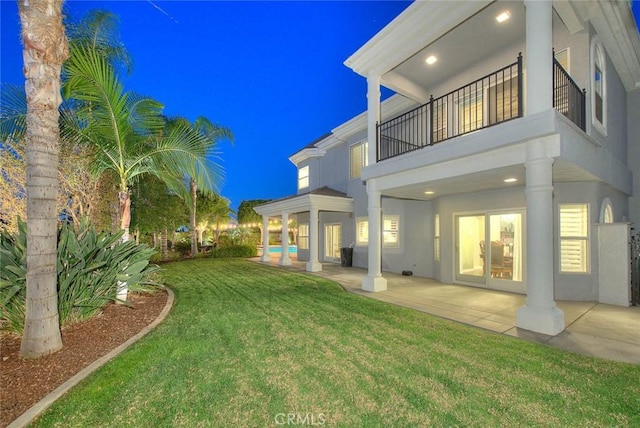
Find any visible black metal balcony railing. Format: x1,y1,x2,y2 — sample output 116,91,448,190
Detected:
553,56,586,131
377,53,585,162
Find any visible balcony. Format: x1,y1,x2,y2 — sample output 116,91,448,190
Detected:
377,54,586,162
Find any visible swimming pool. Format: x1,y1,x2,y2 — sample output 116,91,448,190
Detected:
267,245,298,254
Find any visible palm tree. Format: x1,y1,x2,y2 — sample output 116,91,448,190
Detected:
62,46,219,300
166,117,232,256
197,191,235,245
17,0,69,358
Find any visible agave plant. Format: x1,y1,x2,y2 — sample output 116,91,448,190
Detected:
0,218,160,334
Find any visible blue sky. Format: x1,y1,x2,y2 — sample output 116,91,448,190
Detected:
1,1,639,210
1,0,409,210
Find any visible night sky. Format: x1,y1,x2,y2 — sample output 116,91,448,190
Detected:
1,1,639,210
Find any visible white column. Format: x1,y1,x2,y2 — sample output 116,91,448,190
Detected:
260,215,271,262
516,138,564,335
525,0,553,115
306,207,322,272
362,182,387,292
279,212,292,266
367,74,381,166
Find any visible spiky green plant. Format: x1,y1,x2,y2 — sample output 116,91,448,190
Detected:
0,218,160,334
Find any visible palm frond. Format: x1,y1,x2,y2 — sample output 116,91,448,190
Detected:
0,83,27,143
65,9,133,74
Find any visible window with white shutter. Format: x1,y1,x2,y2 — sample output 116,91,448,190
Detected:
298,224,309,250
383,215,399,248
350,140,368,179
560,204,589,273
356,217,368,246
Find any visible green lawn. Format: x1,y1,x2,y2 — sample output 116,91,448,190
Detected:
34,259,640,427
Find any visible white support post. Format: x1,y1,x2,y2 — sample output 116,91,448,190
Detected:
367,74,381,167
362,183,387,292
260,215,271,262
306,207,322,272
525,0,553,115
516,139,564,335
279,212,292,266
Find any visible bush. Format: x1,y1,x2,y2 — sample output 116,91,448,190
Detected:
0,218,160,334
210,245,257,258
173,239,191,257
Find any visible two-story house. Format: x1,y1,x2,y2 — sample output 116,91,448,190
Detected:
255,0,640,335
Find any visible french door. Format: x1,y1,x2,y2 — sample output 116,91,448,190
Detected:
455,211,524,292
324,224,341,262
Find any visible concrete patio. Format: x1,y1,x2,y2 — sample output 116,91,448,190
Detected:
252,256,640,365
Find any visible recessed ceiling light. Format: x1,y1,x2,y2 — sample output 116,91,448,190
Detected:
425,55,437,65
504,178,517,183
496,11,511,23
424,191,435,195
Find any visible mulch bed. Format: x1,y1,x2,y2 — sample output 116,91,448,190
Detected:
0,290,168,428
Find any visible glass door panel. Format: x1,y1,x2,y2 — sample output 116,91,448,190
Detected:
324,224,341,261
456,215,486,283
488,213,523,284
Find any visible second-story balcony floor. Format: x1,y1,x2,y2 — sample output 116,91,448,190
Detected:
364,105,631,205
377,54,586,163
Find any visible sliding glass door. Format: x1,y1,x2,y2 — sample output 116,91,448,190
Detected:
456,211,524,292
324,224,341,262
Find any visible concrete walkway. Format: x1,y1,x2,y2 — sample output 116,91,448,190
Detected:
253,256,640,365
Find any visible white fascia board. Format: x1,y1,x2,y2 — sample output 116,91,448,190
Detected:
289,148,326,166
315,135,344,152
344,0,492,78
254,194,353,217
572,0,640,91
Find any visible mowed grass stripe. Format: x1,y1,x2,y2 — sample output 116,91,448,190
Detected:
32,258,640,427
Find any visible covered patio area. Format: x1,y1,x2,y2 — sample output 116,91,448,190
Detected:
253,255,640,365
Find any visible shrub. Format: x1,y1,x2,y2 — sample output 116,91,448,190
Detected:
172,239,191,257
210,245,257,258
0,218,160,334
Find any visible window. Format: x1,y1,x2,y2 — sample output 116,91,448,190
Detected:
434,214,440,262
356,217,368,246
555,48,569,72
457,90,483,134
591,39,607,134
488,76,519,125
350,140,368,179
560,204,589,273
355,215,399,247
432,99,448,143
599,198,614,224
298,224,309,250
383,215,399,248
298,165,309,190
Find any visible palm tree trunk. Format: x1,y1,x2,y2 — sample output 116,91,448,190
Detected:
190,178,197,257
161,227,168,260
18,0,68,358
116,189,131,302
119,189,131,241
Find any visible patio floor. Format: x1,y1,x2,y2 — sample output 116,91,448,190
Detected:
253,256,640,365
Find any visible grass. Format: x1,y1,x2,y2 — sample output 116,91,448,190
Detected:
33,259,640,427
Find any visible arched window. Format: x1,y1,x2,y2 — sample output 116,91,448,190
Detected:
590,38,607,135
600,198,613,224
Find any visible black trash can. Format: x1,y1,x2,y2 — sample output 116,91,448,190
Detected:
340,247,353,267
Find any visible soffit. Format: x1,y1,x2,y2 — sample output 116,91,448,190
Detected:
385,1,526,99
380,161,601,202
